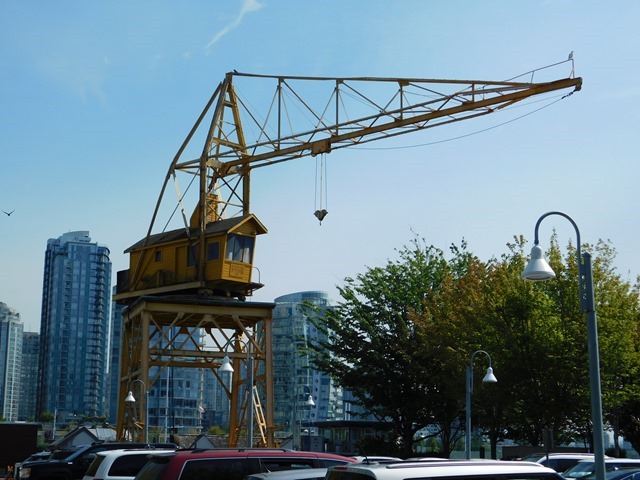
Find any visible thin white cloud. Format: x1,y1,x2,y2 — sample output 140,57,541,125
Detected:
205,0,264,53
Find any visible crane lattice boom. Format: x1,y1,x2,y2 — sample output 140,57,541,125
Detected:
148,64,580,235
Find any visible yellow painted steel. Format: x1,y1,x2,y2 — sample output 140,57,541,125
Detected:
115,295,275,446
114,64,581,447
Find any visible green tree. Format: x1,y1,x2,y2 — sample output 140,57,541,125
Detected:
305,233,640,457
305,237,488,457
477,236,586,451
39,411,54,422
414,243,494,456
489,235,640,452
590,240,640,454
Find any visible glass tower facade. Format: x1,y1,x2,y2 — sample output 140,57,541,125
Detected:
0,302,23,421
272,291,344,448
107,302,206,439
107,289,125,424
38,231,112,419
19,331,39,421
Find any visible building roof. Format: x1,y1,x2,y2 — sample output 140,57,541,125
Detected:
50,426,116,449
125,214,267,252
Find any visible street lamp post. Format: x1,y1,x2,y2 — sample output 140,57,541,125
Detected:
465,350,498,460
293,385,315,450
522,211,605,480
125,379,148,443
220,338,254,448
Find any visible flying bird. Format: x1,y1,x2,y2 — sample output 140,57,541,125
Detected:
3,209,15,216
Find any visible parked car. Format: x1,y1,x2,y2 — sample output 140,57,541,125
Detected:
244,468,328,480
563,459,640,480
14,452,52,480
521,453,605,473
20,443,176,480
133,449,356,480
352,457,403,463
591,469,640,480
325,459,562,480
83,449,176,480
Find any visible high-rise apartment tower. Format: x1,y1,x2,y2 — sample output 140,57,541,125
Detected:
38,231,112,419
19,331,39,421
0,302,23,421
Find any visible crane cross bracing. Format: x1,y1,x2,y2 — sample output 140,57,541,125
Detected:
149,65,581,235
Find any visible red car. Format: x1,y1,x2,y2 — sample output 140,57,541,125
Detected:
134,449,355,480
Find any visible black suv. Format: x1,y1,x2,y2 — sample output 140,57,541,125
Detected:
19,442,176,480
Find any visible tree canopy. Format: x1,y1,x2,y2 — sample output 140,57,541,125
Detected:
305,234,640,457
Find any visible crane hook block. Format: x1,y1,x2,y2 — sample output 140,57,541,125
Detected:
314,209,328,224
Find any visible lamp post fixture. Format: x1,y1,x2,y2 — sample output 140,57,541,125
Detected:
124,379,148,443
220,338,253,448
465,350,497,460
522,211,605,480
293,385,315,450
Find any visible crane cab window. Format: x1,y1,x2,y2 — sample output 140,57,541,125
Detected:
226,234,254,263
207,241,220,261
155,250,162,262
187,244,197,267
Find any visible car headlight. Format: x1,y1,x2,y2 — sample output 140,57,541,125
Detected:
20,468,30,479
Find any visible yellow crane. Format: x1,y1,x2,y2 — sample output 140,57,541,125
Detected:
114,59,581,446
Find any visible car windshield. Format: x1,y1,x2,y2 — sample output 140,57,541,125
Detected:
522,454,546,462
564,463,640,479
582,468,640,480
135,459,167,480
50,450,76,460
84,455,107,477
565,462,597,477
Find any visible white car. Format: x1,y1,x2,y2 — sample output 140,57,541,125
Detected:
326,459,563,480
245,468,328,480
82,448,175,480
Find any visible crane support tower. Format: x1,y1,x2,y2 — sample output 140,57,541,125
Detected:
114,60,581,446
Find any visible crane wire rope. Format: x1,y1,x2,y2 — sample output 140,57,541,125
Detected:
314,153,329,224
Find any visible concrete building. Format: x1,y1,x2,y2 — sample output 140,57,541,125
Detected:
38,231,112,419
0,302,23,421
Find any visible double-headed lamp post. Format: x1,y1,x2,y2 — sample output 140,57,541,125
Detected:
465,350,497,460
220,338,253,448
521,211,605,480
124,379,148,443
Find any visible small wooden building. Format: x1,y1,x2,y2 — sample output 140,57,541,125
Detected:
114,214,267,302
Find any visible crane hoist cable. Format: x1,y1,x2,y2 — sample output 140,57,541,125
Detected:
314,153,328,224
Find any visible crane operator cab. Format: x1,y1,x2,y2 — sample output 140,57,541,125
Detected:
113,213,267,303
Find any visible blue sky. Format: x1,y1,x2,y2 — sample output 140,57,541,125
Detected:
1,1,638,331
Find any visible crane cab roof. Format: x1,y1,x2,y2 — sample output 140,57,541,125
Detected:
125,214,267,252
